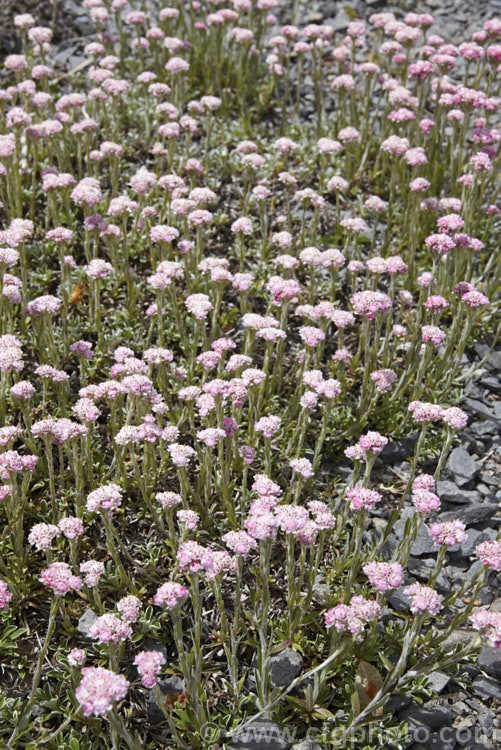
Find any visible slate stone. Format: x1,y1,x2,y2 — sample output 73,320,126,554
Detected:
426,672,451,694
229,719,291,750
479,376,501,393
409,525,438,557
446,448,481,487
469,420,498,437
77,609,98,638
485,350,501,372
406,559,451,593
292,741,323,750
381,433,419,464
441,505,498,526
450,528,496,560
148,676,184,725
388,589,411,612
331,9,350,31
268,648,303,688
411,729,456,750
477,648,501,679
464,399,496,420
472,676,501,700
436,480,479,505
248,648,303,692
399,701,452,732
386,694,412,712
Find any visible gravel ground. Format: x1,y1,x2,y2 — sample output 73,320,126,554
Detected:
1,0,500,747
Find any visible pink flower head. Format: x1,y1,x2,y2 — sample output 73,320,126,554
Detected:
28,523,60,551
425,295,449,314
325,595,380,641
470,609,501,650
475,541,501,571
412,488,441,514
275,504,309,534
370,369,397,393
177,509,199,531
80,560,105,587
76,667,129,717
442,406,468,430
223,530,257,556
425,233,456,256
58,516,84,540
363,562,404,592
134,650,165,687
408,401,444,422
289,458,313,478
351,291,392,319
404,583,443,616
429,520,467,546
185,293,212,319
154,581,188,609
0,580,11,610
86,483,123,514
177,541,214,573
89,613,132,643
422,325,446,346
346,483,382,511
40,563,82,596
168,443,196,467
255,415,281,439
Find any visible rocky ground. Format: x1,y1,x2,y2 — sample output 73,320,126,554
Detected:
1,0,500,747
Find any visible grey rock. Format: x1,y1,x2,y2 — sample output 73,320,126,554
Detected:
436,480,479,505
248,648,303,692
446,448,481,487
464,398,496,420
472,676,501,700
292,741,323,750
388,588,411,612
411,729,456,750
77,609,98,638
381,433,419,465
479,376,501,393
407,559,451,593
485,350,501,372
148,676,184,725
229,719,291,750
480,472,498,487
469,420,498,437
307,11,324,22
331,9,350,31
410,525,438,557
477,711,494,732
440,505,498,526
386,694,412,712
493,402,501,420
478,648,501,679
425,672,451,694
439,629,474,651
399,701,452,732
450,528,497,559
269,648,303,688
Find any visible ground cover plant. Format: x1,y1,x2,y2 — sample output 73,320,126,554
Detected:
0,1,500,748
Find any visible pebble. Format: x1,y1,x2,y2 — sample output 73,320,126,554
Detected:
446,448,481,487
472,676,501,701
77,609,98,638
147,676,184,725
229,719,291,750
477,648,501,679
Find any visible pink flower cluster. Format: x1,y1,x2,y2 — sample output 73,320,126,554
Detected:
76,667,129,717
134,650,165,687
324,595,381,641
